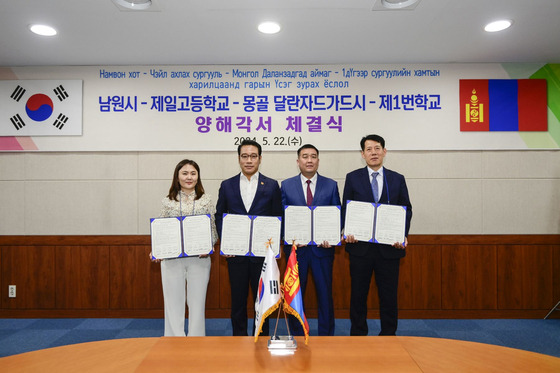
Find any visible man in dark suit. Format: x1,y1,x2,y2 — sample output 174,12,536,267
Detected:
281,144,341,336
215,139,283,336
342,134,412,336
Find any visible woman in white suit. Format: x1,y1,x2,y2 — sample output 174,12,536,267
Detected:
153,159,217,337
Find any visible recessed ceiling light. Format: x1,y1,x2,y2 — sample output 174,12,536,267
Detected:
381,0,420,9
29,24,57,36
112,0,152,10
484,20,513,32
258,22,281,34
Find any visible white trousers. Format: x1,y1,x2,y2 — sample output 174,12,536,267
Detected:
161,256,211,337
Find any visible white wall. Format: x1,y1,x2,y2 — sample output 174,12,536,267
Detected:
1,150,559,235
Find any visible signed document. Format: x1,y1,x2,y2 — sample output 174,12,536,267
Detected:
150,217,183,259
312,205,341,246
344,200,407,245
220,214,282,257
151,215,214,259
344,200,375,242
374,204,406,245
183,214,214,256
283,206,312,245
220,214,252,256
284,205,341,246
250,216,282,257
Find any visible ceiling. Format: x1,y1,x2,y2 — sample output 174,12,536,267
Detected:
1,0,559,67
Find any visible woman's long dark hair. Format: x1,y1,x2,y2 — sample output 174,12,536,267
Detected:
167,159,205,201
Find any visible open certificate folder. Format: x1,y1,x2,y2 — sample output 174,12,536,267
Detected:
150,215,213,259
343,200,407,246
219,214,282,258
283,205,341,246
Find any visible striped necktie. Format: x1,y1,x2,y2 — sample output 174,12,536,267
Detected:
371,172,379,203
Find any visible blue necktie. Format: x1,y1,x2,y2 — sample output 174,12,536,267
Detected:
371,172,379,203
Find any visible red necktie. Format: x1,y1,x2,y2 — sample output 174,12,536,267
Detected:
306,179,313,206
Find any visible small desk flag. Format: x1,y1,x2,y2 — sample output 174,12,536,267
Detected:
254,244,281,341
283,243,310,344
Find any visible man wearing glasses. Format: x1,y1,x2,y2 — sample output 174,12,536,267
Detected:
215,139,283,336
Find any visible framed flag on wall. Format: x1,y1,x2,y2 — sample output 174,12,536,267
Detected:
1,80,82,136
460,79,547,132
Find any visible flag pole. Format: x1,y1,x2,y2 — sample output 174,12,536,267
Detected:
271,239,293,339
267,240,297,352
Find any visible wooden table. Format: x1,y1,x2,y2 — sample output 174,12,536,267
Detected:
1,336,559,372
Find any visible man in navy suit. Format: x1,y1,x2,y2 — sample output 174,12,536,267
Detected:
342,134,412,336
281,144,341,336
215,139,283,336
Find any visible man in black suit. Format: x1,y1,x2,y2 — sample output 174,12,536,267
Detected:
215,139,283,336
342,134,412,336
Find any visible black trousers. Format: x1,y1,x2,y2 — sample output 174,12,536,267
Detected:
349,247,400,336
227,256,269,336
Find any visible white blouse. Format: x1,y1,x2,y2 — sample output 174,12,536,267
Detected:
159,190,218,246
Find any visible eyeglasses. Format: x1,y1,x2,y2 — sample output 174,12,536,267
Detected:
240,154,259,160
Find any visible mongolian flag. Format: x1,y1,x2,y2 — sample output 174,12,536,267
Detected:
460,79,547,132
283,243,309,344
254,245,281,342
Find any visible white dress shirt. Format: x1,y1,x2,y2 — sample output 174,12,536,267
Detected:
240,171,259,212
300,173,318,200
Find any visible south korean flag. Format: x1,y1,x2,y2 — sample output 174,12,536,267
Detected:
0,80,83,136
